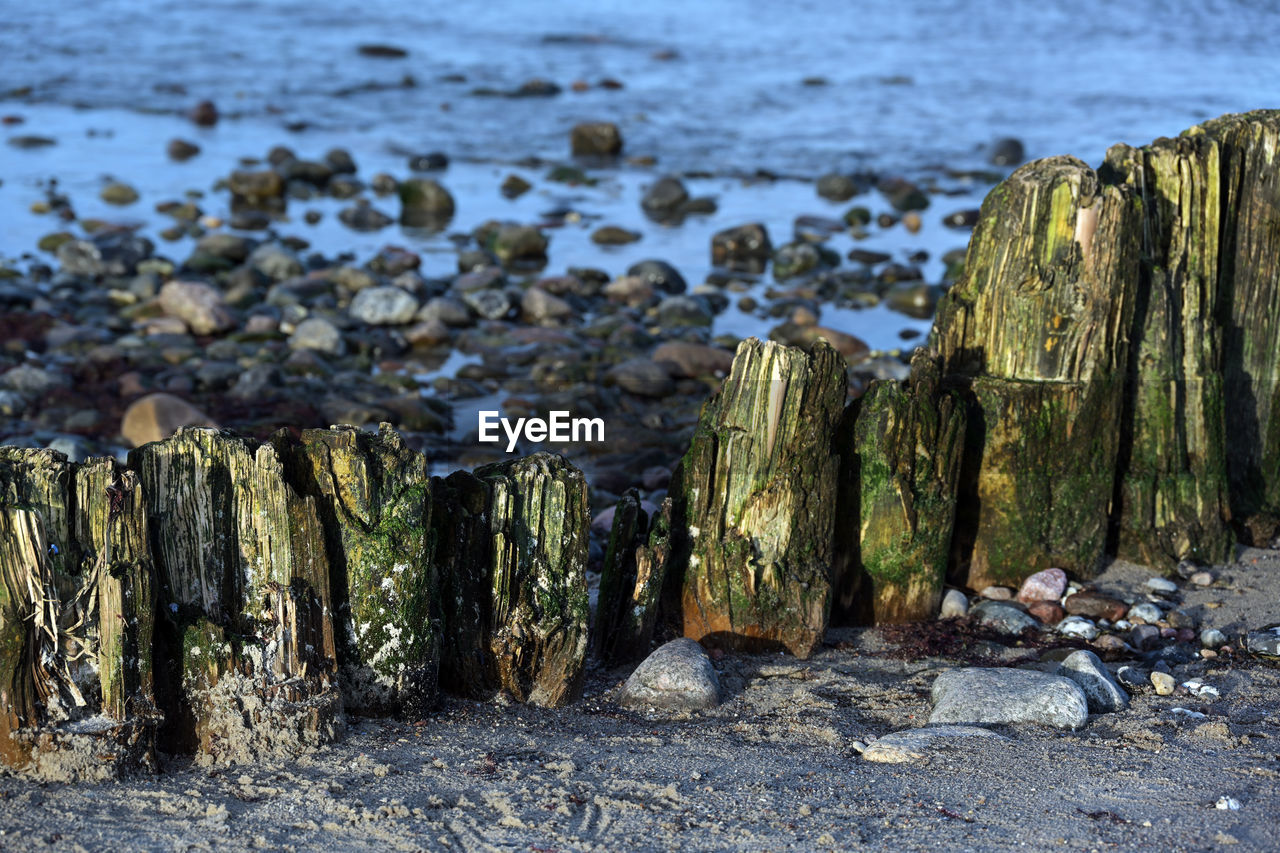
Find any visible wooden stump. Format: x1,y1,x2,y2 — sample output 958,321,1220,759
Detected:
1101,139,1235,566
594,493,673,664
431,454,590,707
833,351,966,624
0,451,160,778
935,156,1141,588
131,428,341,763
675,338,846,658
277,424,438,716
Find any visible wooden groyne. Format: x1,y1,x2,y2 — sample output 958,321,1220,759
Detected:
3,110,1279,776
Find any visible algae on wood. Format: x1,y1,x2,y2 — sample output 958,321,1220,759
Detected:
594,492,673,663
1100,139,1234,566
278,423,438,716
934,156,1140,588
1194,111,1280,536
675,338,846,659
476,453,591,708
131,428,340,762
1,451,159,778
431,469,495,699
431,453,590,707
833,351,966,624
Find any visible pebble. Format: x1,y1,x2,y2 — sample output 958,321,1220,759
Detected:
100,182,139,205
861,725,1007,764
521,287,574,324
939,589,969,619
980,585,1013,601
1130,624,1161,650
288,317,346,356
929,667,1089,730
1063,591,1129,622
1215,797,1241,811
1150,671,1176,695
969,600,1038,635
1027,601,1065,624
618,638,719,712
1145,577,1178,594
607,359,675,398
650,342,733,379
570,122,623,157
120,394,218,448
1,364,70,394
1017,569,1069,603
349,286,420,325
1181,679,1220,699
1189,570,1215,586
1115,666,1147,691
158,281,234,335
1056,650,1128,713
1056,616,1098,640
1245,627,1280,656
1127,602,1163,624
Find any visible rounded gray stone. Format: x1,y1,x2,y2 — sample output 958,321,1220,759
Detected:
1056,650,1129,713
929,667,1089,730
939,589,969,619
350,286,420,325
289,317,346,355
970,600,1038,635
619,638,720,712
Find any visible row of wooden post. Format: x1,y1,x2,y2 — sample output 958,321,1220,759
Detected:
2,110,1279,776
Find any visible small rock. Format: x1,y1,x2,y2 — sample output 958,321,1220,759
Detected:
288,317,346,356
1127,602,1163,625
980,585,1013,601
408,152,449,172
1130,624,1161,650
1189,570,1215,586
656,295,712,328
591,226,642,245
1056,650,1128,713
1150,670,1176,695
358,43,408,58
711,223,771,273
1017,568,1068,603
627,260,687,295
1245,627,1280,656
1028,601,1065,624
970,600,1037,635
491,225,548,267
350,286,420,325
521,287,574,324
462,289,513,320
1,364,69,394
877,176,929,212
158,281,234,335
861,725,1006,764
188,100,218,126
338,200,393,231
398,178,455,227
1215,797,1241,811
249,244,303,281
989,137,1025,166
100,182,139,206
641,176,689,220
120,393,218,448
651,342,733,378
939,589,968,619
500,174,532,199
607,359,675,397
928,667,1089,730
571,122,623,157
1115,666,1147,691
1200,628,1227,649
618,638,719,712
1145,576,1178,594
1064,591,1128,622
816,173,859,202
1056,616,1099,641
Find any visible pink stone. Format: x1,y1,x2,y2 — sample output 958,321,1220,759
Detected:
980,585,1014,601
1017,568,1068,603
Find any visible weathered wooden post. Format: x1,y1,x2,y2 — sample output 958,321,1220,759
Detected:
934,156,1141,588
131,428,341,762
277,424,439,716
832,351,966,623
1101,138,1235,567
595,493,674,663
433,453,591,707
674,338,846,659
1,450,159,778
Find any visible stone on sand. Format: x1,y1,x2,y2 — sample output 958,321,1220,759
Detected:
929,667,1089,730
862,725,1008,764
939,589,969,619
970,600,1038,635
158,281,235,335
121,393,218,448
1056,650,1129,713
619,638,719,712
1017,568,1067,603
